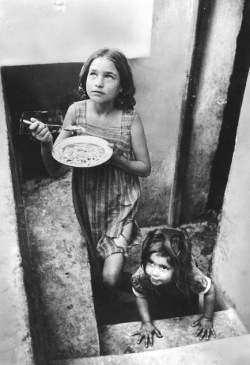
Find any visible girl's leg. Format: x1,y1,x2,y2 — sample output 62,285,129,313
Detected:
102,252,125,289
102,222,133,290
113,222,133,250
102,253,133,292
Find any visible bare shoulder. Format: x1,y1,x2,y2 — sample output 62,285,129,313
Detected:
131,109,145,132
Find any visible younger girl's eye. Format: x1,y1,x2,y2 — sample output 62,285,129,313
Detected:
160,265,168,271
147,260,154,267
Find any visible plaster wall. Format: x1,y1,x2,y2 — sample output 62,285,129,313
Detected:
0,0,154,64
181,0,244,222
213,71,250,330
0,81,34,364
132,0,194,225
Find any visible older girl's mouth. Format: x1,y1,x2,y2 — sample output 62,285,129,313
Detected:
92,90,104,95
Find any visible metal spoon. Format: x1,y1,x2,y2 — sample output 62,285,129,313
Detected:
63,125,86,133
22,119,85,133
22,119,62,128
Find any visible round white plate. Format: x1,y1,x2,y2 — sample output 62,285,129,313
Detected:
52,136,113,168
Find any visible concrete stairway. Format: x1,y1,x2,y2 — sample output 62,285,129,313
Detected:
99,308,247,355
51,334,250,365
22,181,248,364
52,308,250,365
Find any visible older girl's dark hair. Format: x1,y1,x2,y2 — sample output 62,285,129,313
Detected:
79,47,136,110
141,228,192,293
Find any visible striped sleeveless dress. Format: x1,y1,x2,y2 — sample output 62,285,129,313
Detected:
71,100,142,259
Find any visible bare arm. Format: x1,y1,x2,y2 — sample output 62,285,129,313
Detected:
108,112,151,177
203,282,216,320
135,296,152,323
133,296,162,347
192,283,216,340
29,105,76,178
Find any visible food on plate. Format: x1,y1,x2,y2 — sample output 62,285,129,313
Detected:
58,142,106,167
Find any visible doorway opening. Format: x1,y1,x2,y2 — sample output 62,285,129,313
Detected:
207,1,250,212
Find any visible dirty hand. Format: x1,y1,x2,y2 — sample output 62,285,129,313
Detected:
29,118,53,145
192,317,216,341
132,322,163,347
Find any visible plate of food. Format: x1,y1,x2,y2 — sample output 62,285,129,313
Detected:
52,136,113,167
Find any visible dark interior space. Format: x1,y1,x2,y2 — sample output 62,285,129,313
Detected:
207,1,250,212
94,283,199,327
1,63,82,180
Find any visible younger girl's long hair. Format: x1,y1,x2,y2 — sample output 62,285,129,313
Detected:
79,47,136,110
141,228,192,294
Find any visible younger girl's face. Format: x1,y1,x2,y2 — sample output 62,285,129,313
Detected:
86,56,122,105
145,253,174,286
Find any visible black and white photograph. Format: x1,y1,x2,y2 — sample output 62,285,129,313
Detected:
0,1,250,364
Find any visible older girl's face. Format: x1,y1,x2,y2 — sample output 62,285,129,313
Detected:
145,253,174,286
86,56,122,105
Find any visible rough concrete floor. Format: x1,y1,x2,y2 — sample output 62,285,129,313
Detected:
22,172,220,360
22,172,100,360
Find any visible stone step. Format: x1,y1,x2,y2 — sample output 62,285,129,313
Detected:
51,333,250,365
51,308,248,364
99,308,247,355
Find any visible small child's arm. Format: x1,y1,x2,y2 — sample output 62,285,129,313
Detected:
192,282,216,341
132,296,162,347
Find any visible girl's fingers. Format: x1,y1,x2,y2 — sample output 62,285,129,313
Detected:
144,335,149,348
199,329,206,340
195,327,202,337
137,334,144,344
41,130,52,142
192,320,199,327
154,328,163,338
132,331,139,336
30,117,39,123
29,120,41,128
149,334,153,347
37,127,49,137
206,329,212,340
211,329,216,338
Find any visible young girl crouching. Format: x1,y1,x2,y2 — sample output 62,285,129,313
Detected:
132,228,216,347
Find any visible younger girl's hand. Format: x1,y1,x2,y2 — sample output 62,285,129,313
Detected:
29,118,53,145
132,322,163,348
192,317,216,341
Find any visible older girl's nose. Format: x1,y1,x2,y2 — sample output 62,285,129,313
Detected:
95,75,104,87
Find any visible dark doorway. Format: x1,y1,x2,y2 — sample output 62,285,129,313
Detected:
207,1,250,212
1,63,82,180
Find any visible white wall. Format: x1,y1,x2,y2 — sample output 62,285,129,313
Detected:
0,0,153,65
213,70,250,330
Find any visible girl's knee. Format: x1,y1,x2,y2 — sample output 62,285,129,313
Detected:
102,270,121,289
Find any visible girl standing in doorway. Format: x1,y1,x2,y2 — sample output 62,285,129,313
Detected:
29,48,151,291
